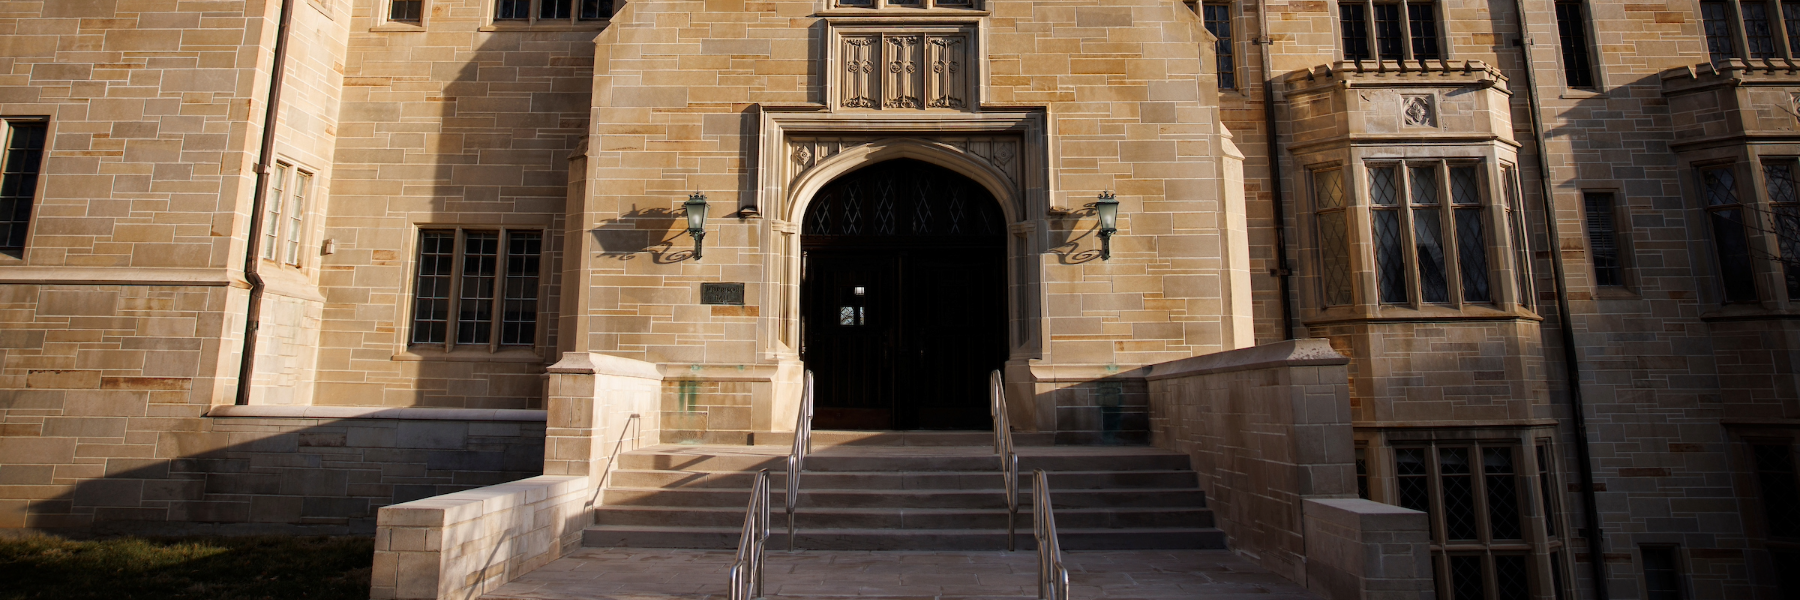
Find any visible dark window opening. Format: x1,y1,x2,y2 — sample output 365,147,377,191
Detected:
0,121,46,257
1203,4,1236,90
1341,4,1371,61
1765,161,1800,300
1754,444,1800,538
1407,3,1440,59
1355,446,1370,499
1641,546,1684,600
1583,192,1623,287
1703,1,1738,62
1373,3,1404,60
1701,166,1759,303
1554,1,1596,88
496,0,530,20
390,0,423,22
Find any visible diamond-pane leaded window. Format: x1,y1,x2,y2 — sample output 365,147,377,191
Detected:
1314,168,1354,306
411,228,544,349
1367,161,1495,306
1395,441,1533,600
1702,166,1759,303
1765,161,1800,300
1504,165,1533,308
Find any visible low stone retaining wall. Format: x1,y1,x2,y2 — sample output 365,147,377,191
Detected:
1303,498,1435,600
372,352,662,600
1146,339,1432,600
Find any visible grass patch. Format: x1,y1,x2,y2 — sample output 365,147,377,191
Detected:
0,534,373,600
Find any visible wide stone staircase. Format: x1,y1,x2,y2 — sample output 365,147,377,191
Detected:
582,431,1225,551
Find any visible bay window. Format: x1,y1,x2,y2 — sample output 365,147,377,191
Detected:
1368,161,1493,306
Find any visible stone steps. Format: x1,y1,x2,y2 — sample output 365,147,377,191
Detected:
585,440,1225,552
607,468,1200,490
592,505,1215,529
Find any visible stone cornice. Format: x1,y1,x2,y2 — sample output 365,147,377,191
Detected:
1285,60,1510,97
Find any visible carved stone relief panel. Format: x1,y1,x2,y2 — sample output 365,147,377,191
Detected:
885,35,923,109
842,36,878,109
1402,95,1437,128
831,24,977,112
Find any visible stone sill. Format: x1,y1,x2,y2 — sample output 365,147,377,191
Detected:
394,347,546,363
207,404,547,422
478,22,608,32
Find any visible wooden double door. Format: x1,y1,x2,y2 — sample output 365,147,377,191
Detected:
800,159,1008,430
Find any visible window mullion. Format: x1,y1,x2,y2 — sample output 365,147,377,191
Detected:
1733,0,1756,60
447,230,465,353
1398,1,1415,60
491,230,507,352
1399,165,1422,306
1439,162,1463,307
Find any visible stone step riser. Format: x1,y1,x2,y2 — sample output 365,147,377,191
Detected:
607,470,1199,490
617,453,1191,473
602,488,1206,510
593,508,1215,529
581,528,1225,551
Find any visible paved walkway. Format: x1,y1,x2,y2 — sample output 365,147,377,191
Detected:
483,548,1321,600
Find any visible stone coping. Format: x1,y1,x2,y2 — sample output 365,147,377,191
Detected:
378,475,589,528
545,352,663,380
1145,339,1348,381
206,405,548,422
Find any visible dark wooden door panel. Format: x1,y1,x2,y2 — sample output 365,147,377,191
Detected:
800,159,1009,431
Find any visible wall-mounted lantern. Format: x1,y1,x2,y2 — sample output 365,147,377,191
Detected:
685,192,708,261
1095,191,1119,261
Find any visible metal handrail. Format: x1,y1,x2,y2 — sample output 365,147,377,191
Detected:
787,370,815,551
585,413,641,510
1032,469,1070,600
990,370,1019,551
728,469,771,600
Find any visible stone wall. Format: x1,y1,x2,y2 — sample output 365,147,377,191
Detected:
1301,498,1435,600
1147,339,1407,591
370,474,589,600
6,406,545,535
311,0,599,408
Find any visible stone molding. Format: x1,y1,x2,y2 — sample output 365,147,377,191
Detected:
205,405,548,422
1146,338,1347,381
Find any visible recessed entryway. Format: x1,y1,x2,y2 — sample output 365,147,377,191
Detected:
800,158,1008,430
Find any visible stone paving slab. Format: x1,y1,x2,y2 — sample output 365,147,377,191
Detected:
482,548,1321,600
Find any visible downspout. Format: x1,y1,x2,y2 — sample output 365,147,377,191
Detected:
1255,0,1296,340
1510,1,1609,597
234,0,296,406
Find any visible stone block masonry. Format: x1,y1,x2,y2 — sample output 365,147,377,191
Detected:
1,409,545,535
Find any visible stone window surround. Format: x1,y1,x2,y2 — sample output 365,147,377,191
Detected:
750,108,1049,365
1359,427,1571,600
1296,144,1538,325
395,219,556,363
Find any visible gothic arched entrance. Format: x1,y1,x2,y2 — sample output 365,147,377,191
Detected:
801,158,1008,430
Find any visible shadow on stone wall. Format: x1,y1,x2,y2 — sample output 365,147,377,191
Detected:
23,417,544,536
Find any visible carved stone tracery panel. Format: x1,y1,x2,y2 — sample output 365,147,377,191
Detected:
785,135,1023,216
833,25,975,112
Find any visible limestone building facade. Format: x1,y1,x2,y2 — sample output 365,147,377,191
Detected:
1,0,1798,599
